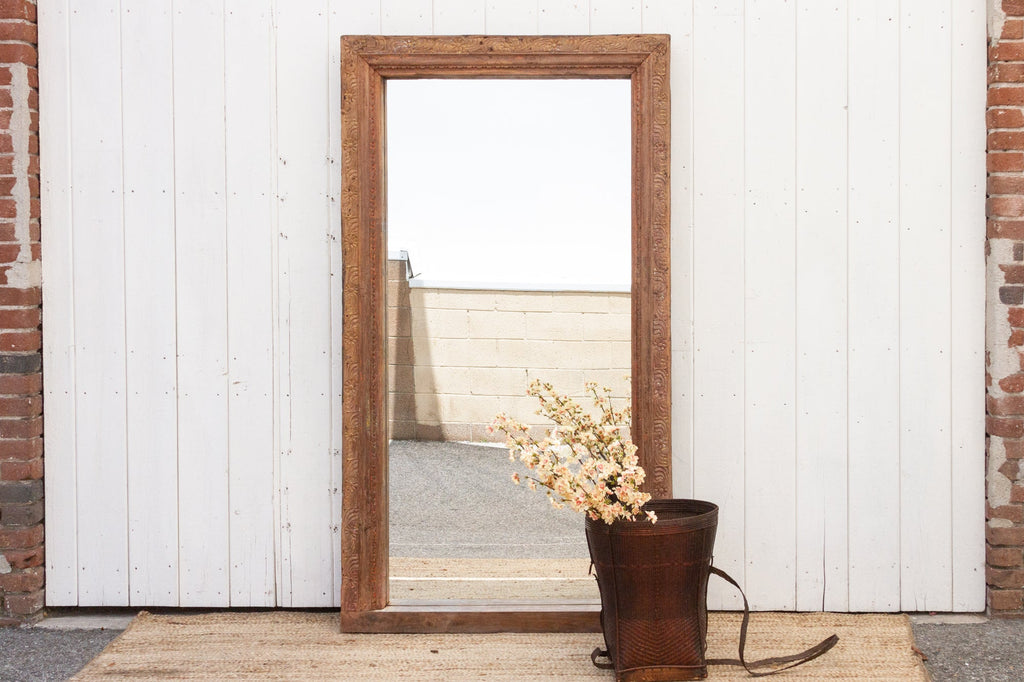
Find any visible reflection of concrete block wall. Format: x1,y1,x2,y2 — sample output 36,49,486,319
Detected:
387,264,631,443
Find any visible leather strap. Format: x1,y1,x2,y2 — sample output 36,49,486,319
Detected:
705,567,839,677
590,647,615,670
589,567,839,677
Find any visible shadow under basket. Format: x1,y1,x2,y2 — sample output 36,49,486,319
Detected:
586,499,719,681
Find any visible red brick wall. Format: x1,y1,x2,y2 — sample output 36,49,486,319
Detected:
0,0,41,626
988,1,1024,617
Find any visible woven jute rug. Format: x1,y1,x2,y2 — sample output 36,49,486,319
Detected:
72,611,928,681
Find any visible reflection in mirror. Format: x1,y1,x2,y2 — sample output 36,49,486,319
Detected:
385,79,631,602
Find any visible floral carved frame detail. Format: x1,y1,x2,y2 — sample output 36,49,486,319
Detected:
340,34,671,632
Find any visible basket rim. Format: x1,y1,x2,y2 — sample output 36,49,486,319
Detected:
585,498,719,534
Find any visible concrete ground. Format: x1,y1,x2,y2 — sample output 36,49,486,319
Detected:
2,440,1021,681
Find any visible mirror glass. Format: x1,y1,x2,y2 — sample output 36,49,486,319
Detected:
385,79,631,602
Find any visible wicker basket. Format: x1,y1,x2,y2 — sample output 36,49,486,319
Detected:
585,499,719,682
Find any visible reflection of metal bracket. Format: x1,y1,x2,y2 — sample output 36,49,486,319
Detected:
388,249,420,280
398,249,419,279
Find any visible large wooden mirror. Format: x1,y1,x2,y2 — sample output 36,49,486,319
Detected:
340,34,671,633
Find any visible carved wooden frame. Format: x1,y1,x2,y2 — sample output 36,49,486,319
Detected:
340,34,671,632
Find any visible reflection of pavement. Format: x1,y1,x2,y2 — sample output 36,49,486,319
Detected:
388,439,589,559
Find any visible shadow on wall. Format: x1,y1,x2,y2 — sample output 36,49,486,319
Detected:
386,255,631,443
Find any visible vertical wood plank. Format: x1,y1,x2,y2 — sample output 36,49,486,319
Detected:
121,0,179,606
949,0,987,613
642,0,694,499
898,0,954,612
39,0,78,605
590,0,640,34
692,0,745,609
743,0,797,611
173,0,230,607
434,0,485,33
794,0,849,612
381,0,432,34
485,0,538,34
847,0,901,611
275,0,335,607
539,0,588,34
225,0,276,607
68,0,129,607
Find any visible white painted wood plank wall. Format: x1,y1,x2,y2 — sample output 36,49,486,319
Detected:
39,0,987,610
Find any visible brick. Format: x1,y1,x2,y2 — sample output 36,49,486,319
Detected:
0,478,39,504
990,196,1024,217
990,588,1024,611
1004,19,1024,40
1001,458,1023,480
990,84,1024,105
1006,440,1024,459
990,219,1024,239
0,21,36,44
0,458,40,480
1007,0,1024,17
1001,286,1024,305
0,500,41,525
989,395,1024,415
0,308,40,330
0,437,40,459
0,330,39,352
1013,486,1024,503
1010,308,1024,327
0,352,39,374
0,395,40,417
0,0,36,22
998,373,1024,393
0,288,39,306
0,43,36,66
992,176,1024,197
0,416,41,439
1011,329,1024,347
988,567,1024,589
0,565,42,593
1003,264,1024,284
994,61,1024,84
3,590,43,616
989,106,1024,129
992,43,1024,62
989,152,1024,172
0,523,41,548
989,546,1024,567
989,526,1024,546
1,546,42,569
992,503,1024,523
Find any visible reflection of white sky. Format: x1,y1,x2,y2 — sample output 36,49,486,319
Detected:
386,79,630,289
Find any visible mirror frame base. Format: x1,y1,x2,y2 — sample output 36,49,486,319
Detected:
339,601,601,634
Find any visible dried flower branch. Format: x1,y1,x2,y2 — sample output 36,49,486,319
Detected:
490,379,656,525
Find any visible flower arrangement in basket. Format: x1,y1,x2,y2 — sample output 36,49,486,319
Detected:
490,379,656,524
